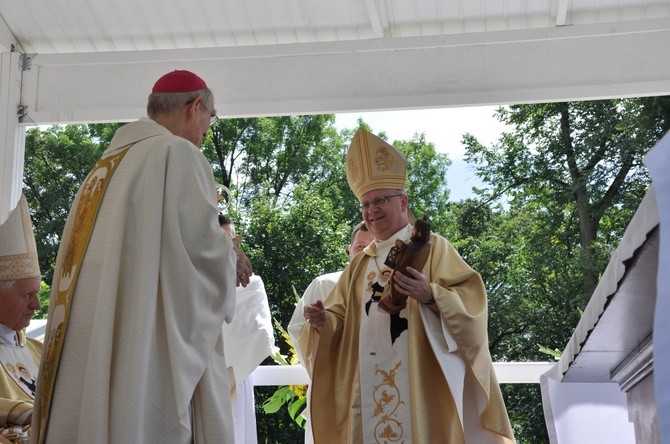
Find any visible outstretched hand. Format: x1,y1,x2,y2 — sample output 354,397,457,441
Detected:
304,300,326,329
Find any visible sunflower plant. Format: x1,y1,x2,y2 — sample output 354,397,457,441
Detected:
262,318,308,428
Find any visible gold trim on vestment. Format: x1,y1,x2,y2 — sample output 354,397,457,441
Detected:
33,145,132,444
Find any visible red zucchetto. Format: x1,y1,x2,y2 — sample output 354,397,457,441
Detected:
152,70,208,93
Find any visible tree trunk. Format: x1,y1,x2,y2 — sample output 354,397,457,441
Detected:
558,103,600,300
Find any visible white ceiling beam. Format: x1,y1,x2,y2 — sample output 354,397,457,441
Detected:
556,0,569,27
20,18,670,124
0,13,22,53
364,0,386,38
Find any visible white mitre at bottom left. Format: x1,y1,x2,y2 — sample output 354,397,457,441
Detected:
0,194,41,282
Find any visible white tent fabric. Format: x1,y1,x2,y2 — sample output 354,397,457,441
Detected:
541,183,661,443
541,364,634,444
645,132,670,444
555,189,659,382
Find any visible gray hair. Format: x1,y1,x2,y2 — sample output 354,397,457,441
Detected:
147,88,214,118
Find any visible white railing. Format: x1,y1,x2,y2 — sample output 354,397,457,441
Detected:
251,361,555,386
28,319,554,385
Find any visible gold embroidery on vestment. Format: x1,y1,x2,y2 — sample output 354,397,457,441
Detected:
372,360,405,443
35,145,132,444
374,146,394,172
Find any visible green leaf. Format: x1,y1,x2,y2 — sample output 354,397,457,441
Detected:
269,347,289,366
261,386,292,413
288,396,306,420
537,344,562,361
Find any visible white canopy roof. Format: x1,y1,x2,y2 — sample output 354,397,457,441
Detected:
1,1,670,213
1,0,670,124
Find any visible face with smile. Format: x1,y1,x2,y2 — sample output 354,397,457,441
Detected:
0,277,41,332
359,188,408,241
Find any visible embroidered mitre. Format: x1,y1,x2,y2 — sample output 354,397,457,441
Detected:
0,194,41,282
346,128,407,199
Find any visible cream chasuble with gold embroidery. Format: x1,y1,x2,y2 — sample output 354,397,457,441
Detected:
301,226,515,444
0,333,41,427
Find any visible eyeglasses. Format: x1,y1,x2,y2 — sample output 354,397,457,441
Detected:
358,194,403,213
200,102,218,126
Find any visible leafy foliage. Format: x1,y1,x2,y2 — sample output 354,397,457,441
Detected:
262,318,307,428
394,133,452,235
202,115,343,207
460,96,670,442
242,182,352,332
464,97,668,301
537,345,562,361
35,281,51,319
23,125,107,284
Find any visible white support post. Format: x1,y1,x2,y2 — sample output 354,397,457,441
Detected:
364,0,386,38
0,51,26,224
556,0,569,27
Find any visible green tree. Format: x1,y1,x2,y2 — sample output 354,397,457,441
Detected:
23,125,108,284
87,123,124,147
394,133,452,235
451,197,591,443
459,96,670,442
464,97,670,302
203,115,342,208
203,117,257,189
243,181,352,330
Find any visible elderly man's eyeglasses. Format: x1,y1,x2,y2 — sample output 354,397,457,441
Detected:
359,194,403,212
200,102,218,126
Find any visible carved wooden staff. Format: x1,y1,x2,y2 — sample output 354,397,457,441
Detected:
378,216,431,315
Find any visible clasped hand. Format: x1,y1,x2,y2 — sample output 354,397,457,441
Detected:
392,266,432,304
235,247,252,287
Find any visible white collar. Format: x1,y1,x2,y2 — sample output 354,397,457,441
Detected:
0,323,17,345
374,224,412,250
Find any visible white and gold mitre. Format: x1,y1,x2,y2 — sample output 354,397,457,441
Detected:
346,128,407,199
0,194,41,282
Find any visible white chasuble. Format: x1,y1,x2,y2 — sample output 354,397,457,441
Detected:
31,120,236,444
